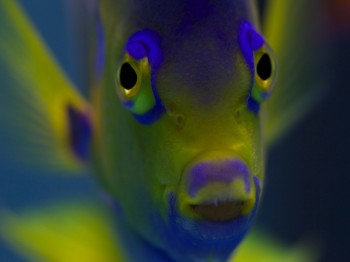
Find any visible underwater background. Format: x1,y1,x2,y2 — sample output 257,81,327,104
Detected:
0,1,350,261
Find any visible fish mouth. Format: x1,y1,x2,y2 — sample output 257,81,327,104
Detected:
184,184,256,222
167,176,261,242
179,152,257,222
189,199,246,222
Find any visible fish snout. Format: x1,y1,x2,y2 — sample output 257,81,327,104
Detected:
179,152,257,222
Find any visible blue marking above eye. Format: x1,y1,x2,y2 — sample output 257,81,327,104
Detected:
238,21,266,114
126,42,148,60
124,29,166,125
238,21,265,74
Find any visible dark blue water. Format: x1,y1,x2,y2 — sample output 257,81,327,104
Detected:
1,1,350,262
259,36,350,262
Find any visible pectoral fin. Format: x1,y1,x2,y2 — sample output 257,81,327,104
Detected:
0,202,125,262
262,0,328,146
232,230,318,262
0,1,93,173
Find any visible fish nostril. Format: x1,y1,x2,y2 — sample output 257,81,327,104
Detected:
186,159,250,197
175,114,186,127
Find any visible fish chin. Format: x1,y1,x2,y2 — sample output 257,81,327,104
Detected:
163,177,261,260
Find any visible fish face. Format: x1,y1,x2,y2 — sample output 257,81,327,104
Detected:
94,0,276,260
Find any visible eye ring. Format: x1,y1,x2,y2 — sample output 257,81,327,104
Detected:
117,54,142,100
114,29,165,124
120,62,137,90
115,52,157,115
257,53,272,81
252,45,277,103
254,47,276,89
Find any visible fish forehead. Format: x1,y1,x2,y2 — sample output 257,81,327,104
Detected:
159,31,241,106
130,0,257,106
132,0,256,30
132,0,257,57
99,0,258,108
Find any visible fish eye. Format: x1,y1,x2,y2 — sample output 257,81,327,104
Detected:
116,55,142,100
115,29,165,124
119,62,138,90
251,46,277,103
256,53,272,81
116,53,157,116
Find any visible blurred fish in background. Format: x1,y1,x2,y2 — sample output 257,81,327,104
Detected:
0,0,349,261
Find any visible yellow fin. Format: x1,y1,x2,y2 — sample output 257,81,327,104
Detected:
262,0,328,146
0,203,317,262
0,1,93,173
0,202,125,262
232,230,318,262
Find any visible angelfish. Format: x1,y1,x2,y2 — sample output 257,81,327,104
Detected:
0,0,320,261
90,1,277,260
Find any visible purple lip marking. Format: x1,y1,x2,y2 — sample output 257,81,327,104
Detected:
187,159,251,197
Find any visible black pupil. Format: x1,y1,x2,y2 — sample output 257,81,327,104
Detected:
257,53,272,81
120,62,137,90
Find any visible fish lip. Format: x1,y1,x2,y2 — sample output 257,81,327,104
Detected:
181,151,252,197
178,150,256,222
183,181,257,222
167,150,261,241
167,177,262,241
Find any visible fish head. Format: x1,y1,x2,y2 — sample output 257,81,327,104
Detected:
94,0,277,260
